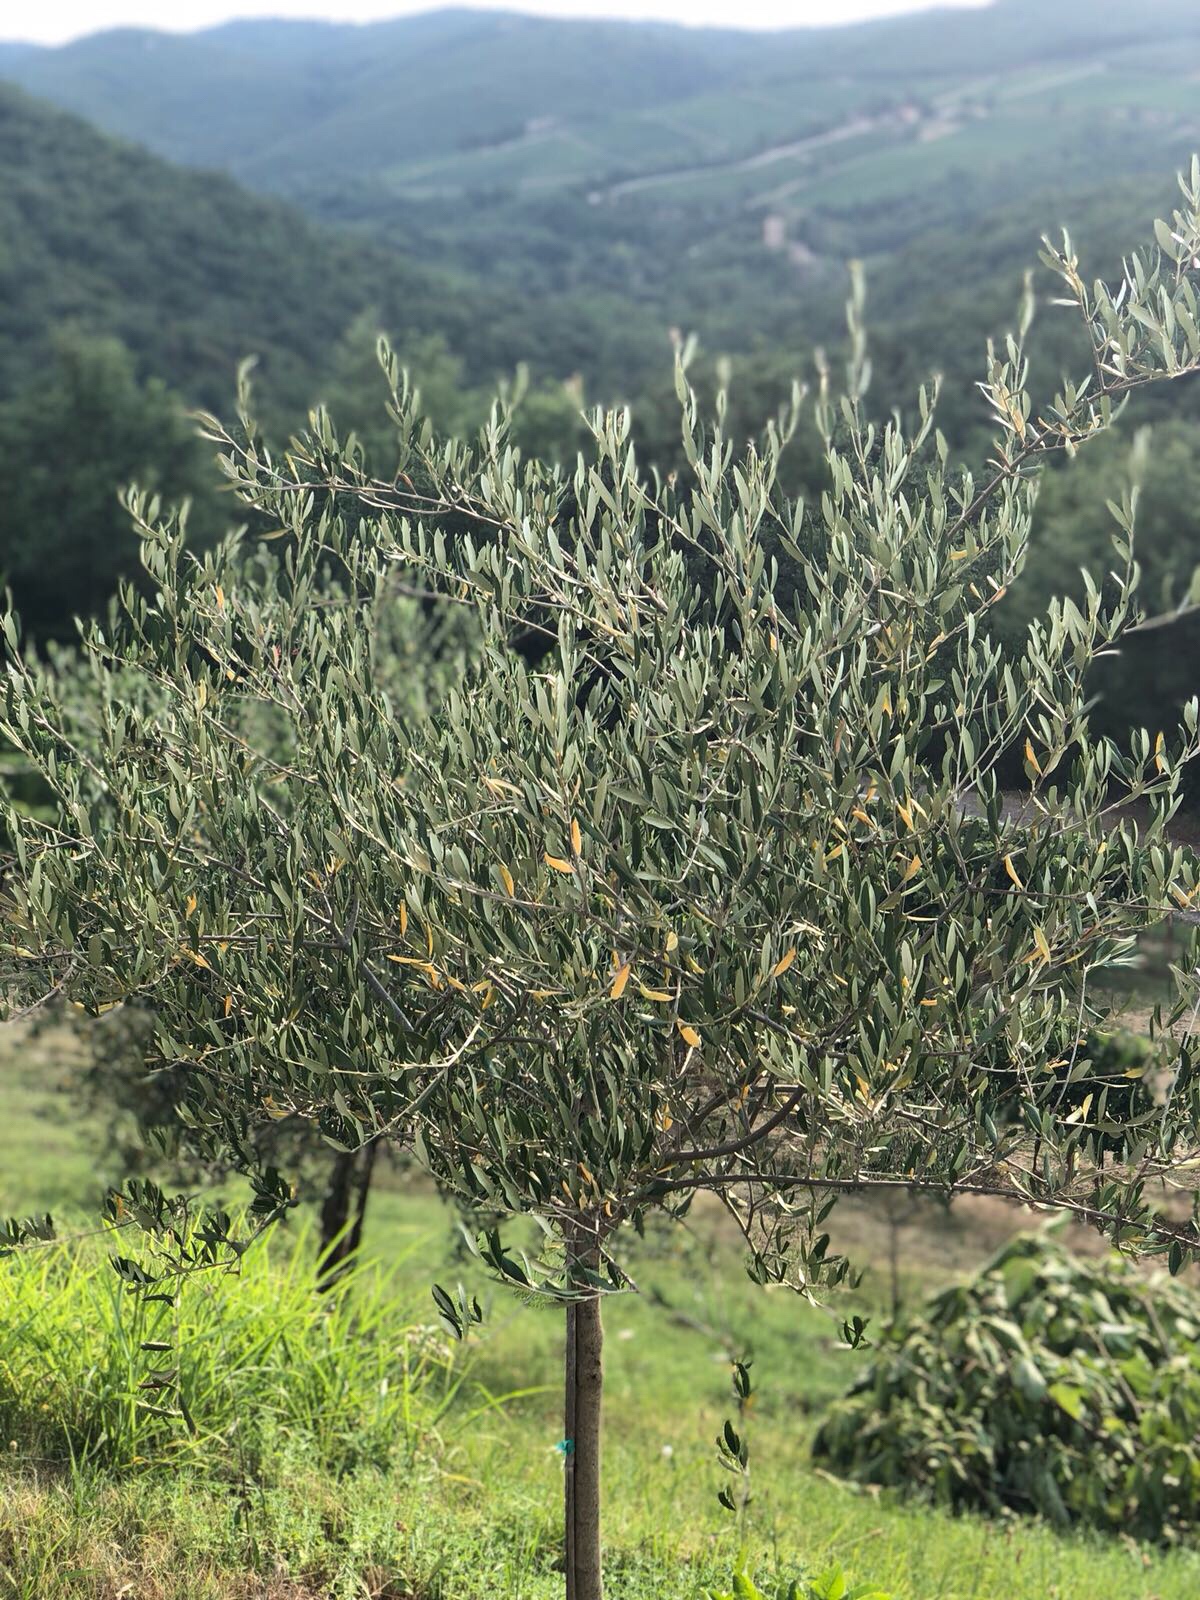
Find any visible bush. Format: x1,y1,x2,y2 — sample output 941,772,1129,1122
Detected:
813,1234,1200,1541
0,1225,456,1475
709,1565,892,1600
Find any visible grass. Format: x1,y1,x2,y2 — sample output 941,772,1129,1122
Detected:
4,1033,1200,1598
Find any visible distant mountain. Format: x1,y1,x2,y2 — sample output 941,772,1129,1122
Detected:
3,2,1200,208
3,0,1199,368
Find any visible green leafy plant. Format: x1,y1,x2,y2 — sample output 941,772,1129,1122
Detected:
715,1358,754,1525
708,1560,892,1600
814,1233,1200,1541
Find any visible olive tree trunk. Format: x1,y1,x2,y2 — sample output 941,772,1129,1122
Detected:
317,1140,379,1292
564,1234,604,1600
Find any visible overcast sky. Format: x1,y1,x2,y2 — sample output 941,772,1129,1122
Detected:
6,0,993,47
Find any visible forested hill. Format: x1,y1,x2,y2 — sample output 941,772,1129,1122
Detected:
0,83,457,415
1,81,641,420
5,1,1200,203
0,80,671,638
5,1,1200,374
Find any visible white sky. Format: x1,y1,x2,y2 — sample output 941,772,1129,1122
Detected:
3,0,993,48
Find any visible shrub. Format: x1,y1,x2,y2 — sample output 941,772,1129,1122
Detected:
813,1234,1200,1541
0,1225,455,1475
709,1564,892,1600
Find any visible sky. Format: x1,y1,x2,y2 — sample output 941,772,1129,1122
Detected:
5,0,993,47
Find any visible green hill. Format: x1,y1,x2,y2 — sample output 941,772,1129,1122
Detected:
6,1,1199,379
0,81,450,413
7,3,1200,208
0,78,669,421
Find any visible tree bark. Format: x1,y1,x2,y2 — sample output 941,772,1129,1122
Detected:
564,1240,604,1600
317,1140,379,1292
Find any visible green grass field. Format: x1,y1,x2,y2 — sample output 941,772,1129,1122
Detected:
4,1031,1200,1599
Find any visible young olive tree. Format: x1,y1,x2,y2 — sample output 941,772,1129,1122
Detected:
8,170,1200,1600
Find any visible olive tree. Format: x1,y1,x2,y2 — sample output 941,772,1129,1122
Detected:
9,169,1200,1600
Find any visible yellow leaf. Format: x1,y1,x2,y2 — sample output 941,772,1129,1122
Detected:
399,902,408,937
851,807,872,826
610,963,631,1000
677,1021,702,1048
896,799,914,831
223,993,232,1018
499,865,515,897
771,948,797,978
571,817,582,856
544,854,573,874
185,894,197,918
1004,855,1025,890
1155,730,1167,775
196,680,207,709
901,854,922,883
1024,738,1042,775
184,948,211,971
426,922,434,958
1033,926,1052,964
639,985,672,1002
215,584,225,610
665,930,679,953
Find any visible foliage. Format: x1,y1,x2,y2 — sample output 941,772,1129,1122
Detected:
709,1564,892,1600
998,420,1200,742
0,330,222,640
813,1233,1200,1541
0,1224,455,1476
3,566,481,1251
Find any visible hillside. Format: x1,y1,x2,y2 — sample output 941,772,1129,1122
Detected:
0,82,443,413
0,80,664,421
5,1,1200,381
6,3,1200,207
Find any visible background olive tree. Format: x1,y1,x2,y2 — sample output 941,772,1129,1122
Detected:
8,166,1200,1600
